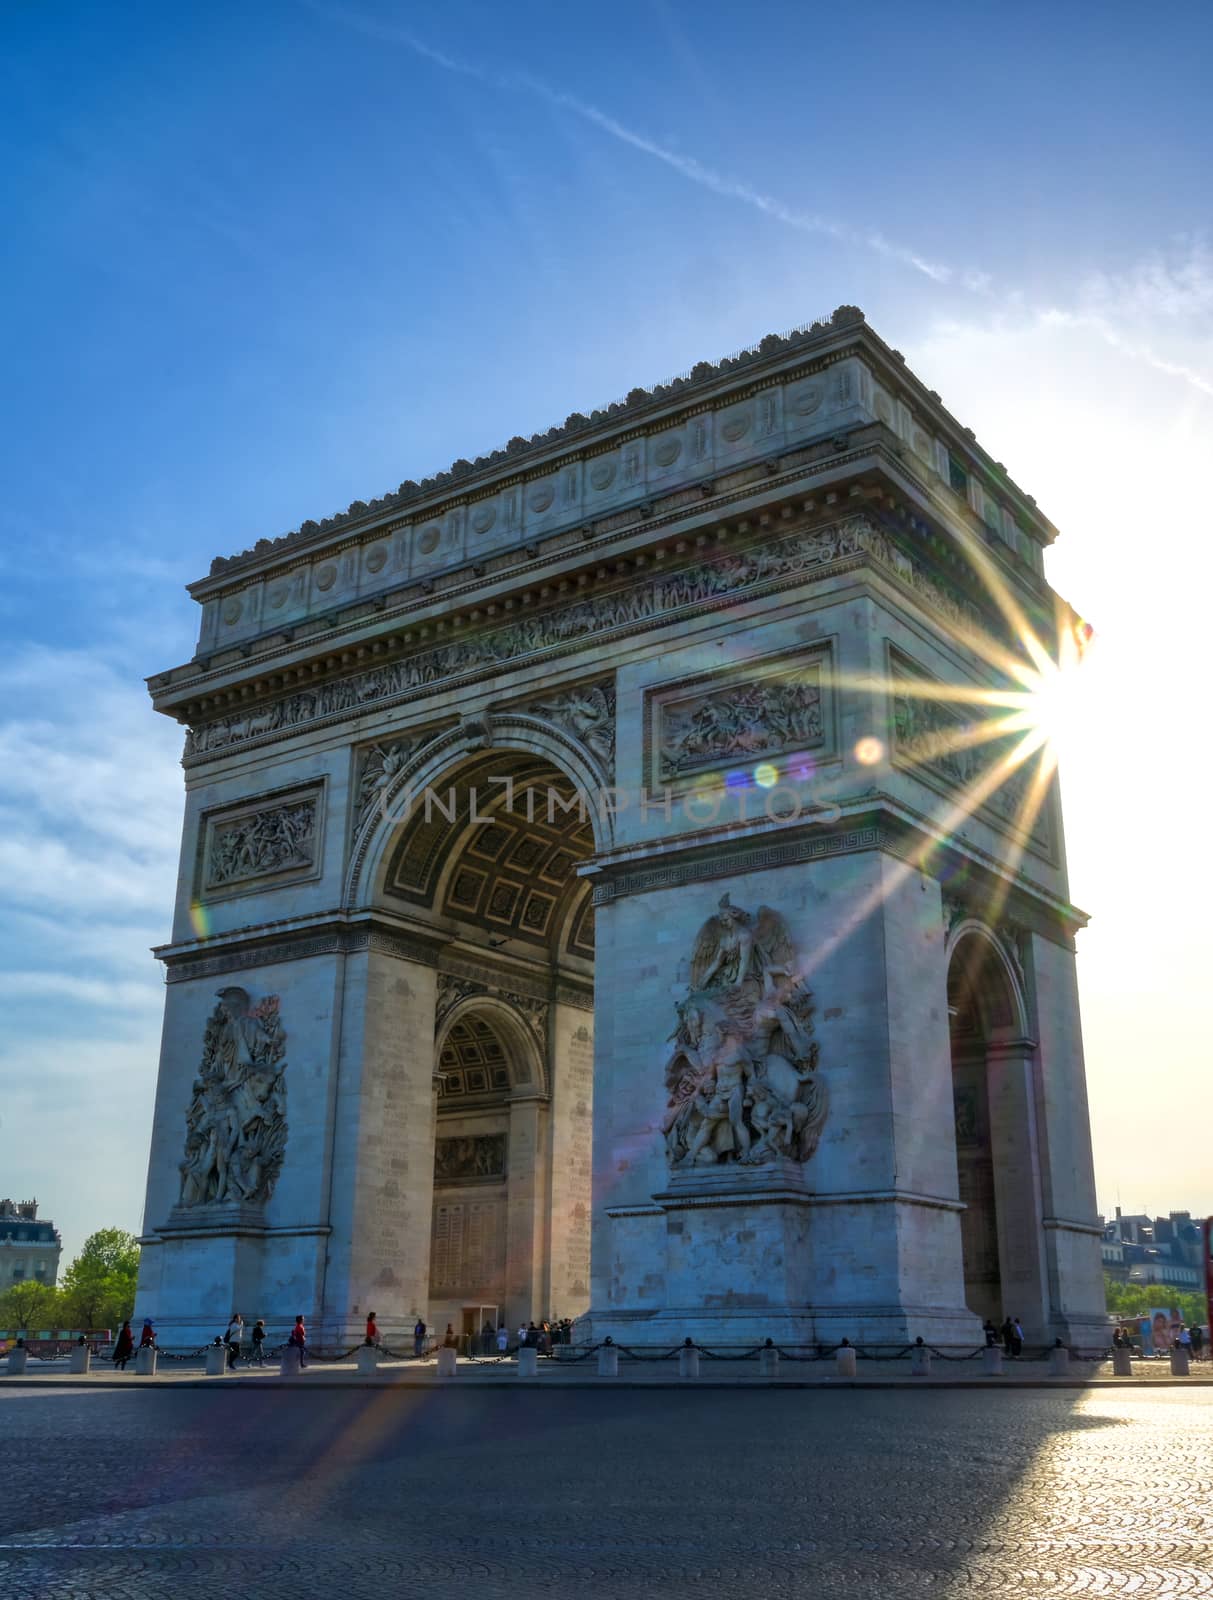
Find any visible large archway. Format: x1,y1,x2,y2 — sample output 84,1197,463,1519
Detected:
947,925,1049,1336
370,746,598,1335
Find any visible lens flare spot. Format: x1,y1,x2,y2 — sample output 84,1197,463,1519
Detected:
754,763,779,789
725,769,749,790
854,736,884,766
189,900,211,940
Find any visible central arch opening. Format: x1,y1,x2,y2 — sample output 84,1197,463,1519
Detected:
378,748,597,1340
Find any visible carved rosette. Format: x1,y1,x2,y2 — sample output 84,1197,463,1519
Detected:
662,896,828,1170
177,988,288,1209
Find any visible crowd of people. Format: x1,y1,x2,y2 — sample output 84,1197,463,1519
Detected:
1112,1314,1206,1358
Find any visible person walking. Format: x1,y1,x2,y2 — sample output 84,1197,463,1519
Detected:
982,1319,999,1347
139,1319,156,1350
365,1311,379,1348
226,1312,244,1369
251,1319,266,1367
517,1321,528,1349
1011,1318,1024,1359
442,1324,457,1349
413,1317,427,1358
1000,1316,1015,1356
1190,1325,1205,1360
113,1321,134,1371
496,1323,509,1355
289,1315,308,1369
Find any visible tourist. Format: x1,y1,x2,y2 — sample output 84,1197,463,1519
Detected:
1000,1316,1014,1355
139,1319,156,1350
1177,1325,1192,1355
982,1320,999,1347
413,1316,426,1357
1190,1325,1205,1360
226,1312,244,1368
289,1315,308,1368
251,1319,266,1367
516,1321,528,1348
496,1323,509,1355
1011,1318,1024,1358
480,1318,493,1355
113,1321,134,1371
442,1324,457,1349
365,1311,379,1347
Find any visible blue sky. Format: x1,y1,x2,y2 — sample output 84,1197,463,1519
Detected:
2,0,1211,1262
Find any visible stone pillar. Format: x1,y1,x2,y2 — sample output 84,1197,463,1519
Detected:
982,1346,1003,1376
1049,1343,1070,1376
279,1345,301,1377
545,1007,593,1322
597,1344,619,1377
135,1345,158,1377
911,1342,931,1377
6,1346,28,1375
759,1344,780,1379
324,947,439,1336
835,1344,857,1378
1112,1347,1132,1377
68,1345,91,1375
356,1345,379,1376
517,1346,539,1378
436,1346,457,1378
986,1039,1051,1342
678,1344,700,1379
505,1095,550,1324
1170,1346,1190,1377
205,1345,228,1376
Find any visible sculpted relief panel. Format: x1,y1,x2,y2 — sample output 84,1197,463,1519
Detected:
177,988,288,1209
648,650,831,788
889,650,1050,851
201,787,322,897
662,897,828,1170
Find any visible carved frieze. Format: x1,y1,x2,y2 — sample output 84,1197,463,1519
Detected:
663,896,828,1170
434,1133,507,1186
200,786,322,896
648,648,831,789
889,650,1049,850
184,516,979,761
177,988,288,1209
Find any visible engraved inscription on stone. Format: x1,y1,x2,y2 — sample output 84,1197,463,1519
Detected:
434,1133,507,1185
430,1199,505,1290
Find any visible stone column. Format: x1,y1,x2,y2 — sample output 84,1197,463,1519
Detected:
986,1038,1050,1341
322,944,439,1338
505,1094,550,1325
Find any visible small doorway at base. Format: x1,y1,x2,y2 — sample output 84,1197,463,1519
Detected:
462,1304,499,1355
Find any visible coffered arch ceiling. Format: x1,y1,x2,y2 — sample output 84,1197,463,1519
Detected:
381,751,595,962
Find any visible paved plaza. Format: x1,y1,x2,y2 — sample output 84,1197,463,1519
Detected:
1,1384,1209,1598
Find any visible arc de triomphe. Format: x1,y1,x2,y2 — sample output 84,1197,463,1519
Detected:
135,307,1107,1349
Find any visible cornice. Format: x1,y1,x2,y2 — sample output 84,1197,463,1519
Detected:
189,309,1057,595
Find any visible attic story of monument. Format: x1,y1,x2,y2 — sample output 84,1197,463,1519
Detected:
134,306,1107,1349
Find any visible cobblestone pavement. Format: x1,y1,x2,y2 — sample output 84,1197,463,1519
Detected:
1,1386,1209,1598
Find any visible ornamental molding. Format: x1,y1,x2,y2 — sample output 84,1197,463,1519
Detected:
159,918,444,984
184,512,987,764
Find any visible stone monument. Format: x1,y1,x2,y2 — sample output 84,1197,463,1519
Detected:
134,307,1107,1350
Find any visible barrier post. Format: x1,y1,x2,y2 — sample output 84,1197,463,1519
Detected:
834,1339,857,1378
678,1339,700,1379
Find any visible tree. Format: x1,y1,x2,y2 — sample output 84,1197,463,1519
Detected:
57,1229,140,1332
0,1278,59,1333
1103,1274,1205,1327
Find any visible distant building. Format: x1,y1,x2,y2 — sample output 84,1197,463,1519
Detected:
1099,1206,1206,1295
0,1200,62,1287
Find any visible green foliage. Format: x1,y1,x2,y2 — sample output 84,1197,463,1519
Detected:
57,1228,140,1331
0,1278,60,1333
1103,1273,1206,1326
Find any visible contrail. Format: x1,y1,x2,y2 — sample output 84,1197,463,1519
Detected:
299,0,963,285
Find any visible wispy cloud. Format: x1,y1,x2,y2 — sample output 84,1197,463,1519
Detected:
299,0,970,287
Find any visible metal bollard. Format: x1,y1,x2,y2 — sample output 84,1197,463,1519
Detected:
1049,1342,1070,1377
982,1346,1003,1376
356,1345,379,1377
1170,1346,1191,1377
1112,1347,1133,1377
6,1345,28,1376
517,1346,539,1377
205,1345,228,1377
279,1345,302,1377
911,1339,931,1377
678,1341,700,1379
759,1342,780,1379
597,1342,619,1377
69,1345,91,1375
136,1346,158,1377
436,1346,457,1378
835,1341,857,1378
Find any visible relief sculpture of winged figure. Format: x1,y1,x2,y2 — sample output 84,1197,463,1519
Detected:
664,895,828,1169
